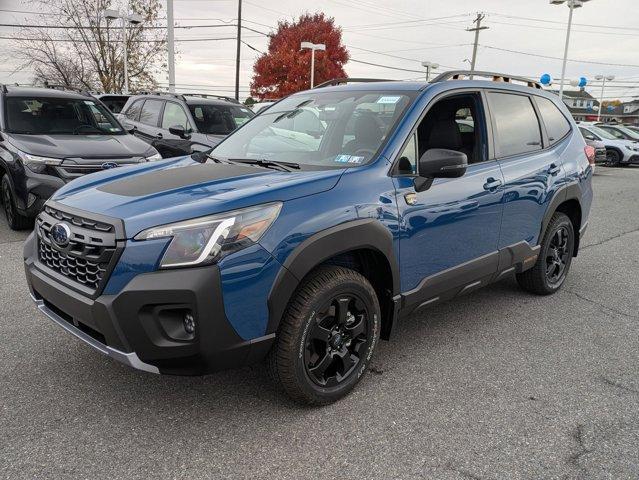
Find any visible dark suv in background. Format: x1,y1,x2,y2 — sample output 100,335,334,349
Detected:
0,85,161,229
119,93,255,158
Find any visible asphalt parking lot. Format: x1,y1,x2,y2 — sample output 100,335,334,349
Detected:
1,166,638,480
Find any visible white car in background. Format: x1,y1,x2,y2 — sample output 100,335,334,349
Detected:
578,124,639,167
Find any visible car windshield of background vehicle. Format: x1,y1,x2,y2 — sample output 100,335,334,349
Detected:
5,97,125,135
188,104,255,135
588,126,617,140
210,90,416,168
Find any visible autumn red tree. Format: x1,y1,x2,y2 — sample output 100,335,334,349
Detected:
250,13,349,99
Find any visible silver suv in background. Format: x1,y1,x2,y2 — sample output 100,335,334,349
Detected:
578,124,639,167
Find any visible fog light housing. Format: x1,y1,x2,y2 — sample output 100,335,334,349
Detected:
183,313,195,335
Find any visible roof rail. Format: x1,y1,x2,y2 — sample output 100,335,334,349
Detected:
136,90,185,100
182,93,240,104
314,77,394,89
430,70,543,89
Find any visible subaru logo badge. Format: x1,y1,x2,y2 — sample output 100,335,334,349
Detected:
51,223,71,247
101,162,118,169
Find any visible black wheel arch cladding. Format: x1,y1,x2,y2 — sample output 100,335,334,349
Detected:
266,218,399,336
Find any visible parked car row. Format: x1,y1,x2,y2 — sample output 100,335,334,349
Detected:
577,121,639,167
0,85,252,229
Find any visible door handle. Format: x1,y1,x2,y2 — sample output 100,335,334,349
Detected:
483,177,502,190
548,163,561,176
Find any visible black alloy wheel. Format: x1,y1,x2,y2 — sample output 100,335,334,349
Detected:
545,226,571,286
516,212,574,295
605,149,620,167
267,265,381,405
304,294,369,387
2,179,14,226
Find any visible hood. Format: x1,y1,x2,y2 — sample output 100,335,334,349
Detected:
205,134,226,145
6,133,153,159
52,156,346,237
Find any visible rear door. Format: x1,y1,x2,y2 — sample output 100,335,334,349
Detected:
488,91,566,250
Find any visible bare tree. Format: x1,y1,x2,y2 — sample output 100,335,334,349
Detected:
10,0,166,92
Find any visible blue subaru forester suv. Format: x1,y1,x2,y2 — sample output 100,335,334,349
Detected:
24,72,593,404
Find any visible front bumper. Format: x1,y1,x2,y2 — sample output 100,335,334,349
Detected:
24,234,274,375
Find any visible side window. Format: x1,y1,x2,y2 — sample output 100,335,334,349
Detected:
162,102,191,131
488,92,541,157
414,92,486,164
139,99,163,127
579,127,597,141
600,126,624,139
397,133,417,174
536,96,571,144
124,99,143,121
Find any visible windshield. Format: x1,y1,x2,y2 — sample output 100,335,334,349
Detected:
588,126,617,140
188,104,254,135
210,90,416,168
5,96,125,135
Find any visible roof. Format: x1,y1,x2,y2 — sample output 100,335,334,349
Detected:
2,85,91,99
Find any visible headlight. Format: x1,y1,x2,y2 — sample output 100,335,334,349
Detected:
625,144,639,152
134,202,282,268
145,152,163,162
19,151,62,173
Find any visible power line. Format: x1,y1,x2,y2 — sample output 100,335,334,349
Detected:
480,44,639,68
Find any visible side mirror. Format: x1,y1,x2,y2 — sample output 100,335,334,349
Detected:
169,125,191,139
414,148,468,192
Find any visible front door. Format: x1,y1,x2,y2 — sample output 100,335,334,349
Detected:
393,91,504,303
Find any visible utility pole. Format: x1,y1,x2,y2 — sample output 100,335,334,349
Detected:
235,0,242,101
595,75,615,122
167,0,175,92
467,13,488,78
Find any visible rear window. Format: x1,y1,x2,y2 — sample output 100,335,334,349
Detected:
488,92,542,158
139,99,163,126
536,97,571,144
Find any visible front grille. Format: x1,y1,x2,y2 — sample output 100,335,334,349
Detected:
36,206,119,295
55,158,142,179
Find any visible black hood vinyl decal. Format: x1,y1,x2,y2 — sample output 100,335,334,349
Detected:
97,163,263,197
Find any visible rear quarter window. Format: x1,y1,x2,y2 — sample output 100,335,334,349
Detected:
535,96,571,145
124,99,144,121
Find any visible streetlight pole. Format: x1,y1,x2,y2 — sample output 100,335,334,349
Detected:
550,0,592,100
235,0,242,101
104,7,143,94
300,42,326,88
421,61,439,81
167,0,175,93
595,75,615,122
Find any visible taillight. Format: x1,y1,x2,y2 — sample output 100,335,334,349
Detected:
584,145,595,164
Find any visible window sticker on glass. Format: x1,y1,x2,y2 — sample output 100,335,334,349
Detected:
377,96,402,104
334,154,352,163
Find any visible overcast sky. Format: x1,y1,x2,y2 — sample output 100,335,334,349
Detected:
1,0,637,101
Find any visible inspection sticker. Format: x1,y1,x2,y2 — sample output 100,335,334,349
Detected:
334,154,352,163
377,96,402,104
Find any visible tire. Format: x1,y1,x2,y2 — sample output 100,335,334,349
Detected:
516,212,574,295
605,149,621,167
267,265,381,405
1,175,32,230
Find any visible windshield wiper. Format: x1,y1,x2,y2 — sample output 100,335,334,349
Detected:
227,158,300,172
